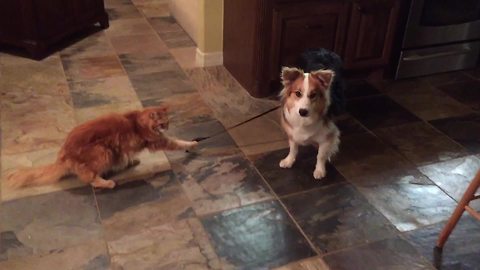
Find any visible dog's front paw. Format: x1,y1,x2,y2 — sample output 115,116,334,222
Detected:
279,157,295,168
313,166,326,179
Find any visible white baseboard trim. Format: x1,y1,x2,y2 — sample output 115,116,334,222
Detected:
195,48,223,67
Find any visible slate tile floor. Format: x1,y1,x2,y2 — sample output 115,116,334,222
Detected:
1,0,480,269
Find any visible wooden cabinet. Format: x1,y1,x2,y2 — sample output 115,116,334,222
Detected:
343,0,401,69
269,1,349,81
35,0,76,39
223,0,404,97
0,0,108,59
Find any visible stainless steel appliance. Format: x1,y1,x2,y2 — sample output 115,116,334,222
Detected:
396,0,480,79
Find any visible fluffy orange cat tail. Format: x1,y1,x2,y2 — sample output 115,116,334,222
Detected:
6,163,69,189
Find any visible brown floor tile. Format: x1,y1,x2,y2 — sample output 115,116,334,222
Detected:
137,2,170,18
275,257,330,270
62,55,125,81
185,66,278,127
173,154,273,215
110,34,168,54
429,114,480,153
95,172,193,240
129,70,196,101
1,148,83,201
404,214,480,270
119,51,180,76
105,0,132,6
0,240,110,269
437,78,480,111
106,18,157,37
334,113,368,137
388,82,472,121
68,75,139,108
142,92,214,128
333,132,413,182
165,119,241,160
464,67,480,80
254,148,346,197
201,200,316,269
148,16,184,33
0,187,102,261
344,80,381,100
374,122,468,165
419,71,473,87
282,182,398,253
147,15,196,48
356,171,457,232
60,31,115,59
1,54,70,97
322,238,434,270
158,30,196,48
347,95,421,129
228,109,288,157
74,101,142,123
1,90,76,155
108,218,223,269
106,2,142,20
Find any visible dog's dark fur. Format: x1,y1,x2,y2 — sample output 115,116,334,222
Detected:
298,48,346,116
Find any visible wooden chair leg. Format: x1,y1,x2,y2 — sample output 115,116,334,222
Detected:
436,170,480,248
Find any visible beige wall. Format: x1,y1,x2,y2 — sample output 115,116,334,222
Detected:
169,0,224,53
169,0,200,44
198,0,223,53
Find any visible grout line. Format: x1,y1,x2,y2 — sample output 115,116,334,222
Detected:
348,95,473,204
90,187,115,264
318,235,436,270
249,162,322,255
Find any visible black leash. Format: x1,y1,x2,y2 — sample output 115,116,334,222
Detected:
191,105,281,142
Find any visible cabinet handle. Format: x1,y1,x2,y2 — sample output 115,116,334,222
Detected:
305,24,323,30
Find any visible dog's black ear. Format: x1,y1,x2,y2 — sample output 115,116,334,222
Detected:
281,67,303,86
310,69,335,89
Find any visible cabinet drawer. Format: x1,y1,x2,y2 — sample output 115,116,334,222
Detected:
270,1,349,80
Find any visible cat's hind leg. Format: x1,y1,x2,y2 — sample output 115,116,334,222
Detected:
75,166,116,189
90,176,116,189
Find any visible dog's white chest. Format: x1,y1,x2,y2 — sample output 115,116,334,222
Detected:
284,109,322,145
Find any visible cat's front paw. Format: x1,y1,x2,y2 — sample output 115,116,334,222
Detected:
185,141,198,150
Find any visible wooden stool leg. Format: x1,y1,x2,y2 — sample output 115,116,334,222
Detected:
436,170,480,248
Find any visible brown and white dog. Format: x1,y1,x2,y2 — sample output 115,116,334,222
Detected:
279,67,340,179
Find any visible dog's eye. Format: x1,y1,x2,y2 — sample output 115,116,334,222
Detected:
309,93,317,99
295,90,302,97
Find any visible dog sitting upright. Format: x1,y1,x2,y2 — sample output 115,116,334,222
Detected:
279,67,340,179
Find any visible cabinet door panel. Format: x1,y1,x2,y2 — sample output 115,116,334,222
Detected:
344,0,401,69
270,1,349,80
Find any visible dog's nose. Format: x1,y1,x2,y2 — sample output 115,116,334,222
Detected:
299,109,309,117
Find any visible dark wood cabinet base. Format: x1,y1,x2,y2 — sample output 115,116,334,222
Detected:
0,0,109,60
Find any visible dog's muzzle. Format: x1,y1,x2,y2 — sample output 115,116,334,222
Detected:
299,109,309,117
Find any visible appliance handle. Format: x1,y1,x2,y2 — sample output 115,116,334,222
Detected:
403,48,472,61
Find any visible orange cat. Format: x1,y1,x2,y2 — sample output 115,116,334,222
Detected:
7,106,197,189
